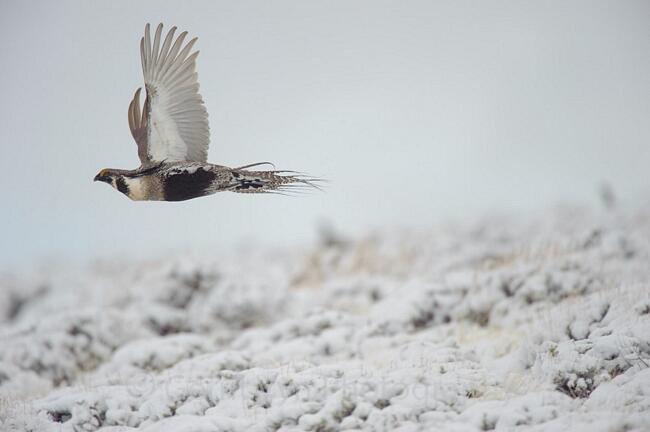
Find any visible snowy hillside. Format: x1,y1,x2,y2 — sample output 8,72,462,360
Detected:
1,205,650,431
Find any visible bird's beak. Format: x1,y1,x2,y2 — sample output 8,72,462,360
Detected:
94,173,110,183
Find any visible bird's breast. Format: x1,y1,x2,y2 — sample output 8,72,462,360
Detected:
122,176,153,201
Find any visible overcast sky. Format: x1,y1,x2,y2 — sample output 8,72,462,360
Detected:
1,0,649,268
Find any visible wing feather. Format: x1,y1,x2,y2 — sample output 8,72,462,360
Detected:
128,23,210,164
127,88,150,164
151,24,162,67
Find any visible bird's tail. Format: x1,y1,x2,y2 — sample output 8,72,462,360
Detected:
228,162,323,195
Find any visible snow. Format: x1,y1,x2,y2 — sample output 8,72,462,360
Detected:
1,204,650,431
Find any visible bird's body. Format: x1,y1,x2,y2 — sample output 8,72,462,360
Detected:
96,161,306,201
95,23,318,200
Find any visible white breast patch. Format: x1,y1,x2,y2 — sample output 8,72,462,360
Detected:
123,177,148,201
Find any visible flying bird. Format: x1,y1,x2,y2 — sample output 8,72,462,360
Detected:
95,23,319,201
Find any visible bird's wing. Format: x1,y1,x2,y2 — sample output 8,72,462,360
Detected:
128,23,210,164
127,88,151,164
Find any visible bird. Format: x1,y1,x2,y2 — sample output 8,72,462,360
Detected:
94,23,320,201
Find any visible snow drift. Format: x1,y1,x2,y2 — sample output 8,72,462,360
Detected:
1,204,649,431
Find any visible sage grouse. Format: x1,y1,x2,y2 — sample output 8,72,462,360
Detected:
94,23,319,201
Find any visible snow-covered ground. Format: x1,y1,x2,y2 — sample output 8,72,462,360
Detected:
1,204,650,431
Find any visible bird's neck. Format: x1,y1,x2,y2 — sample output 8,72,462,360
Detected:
121,176,149,201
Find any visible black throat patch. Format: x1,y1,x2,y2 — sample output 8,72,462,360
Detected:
116,177,130,195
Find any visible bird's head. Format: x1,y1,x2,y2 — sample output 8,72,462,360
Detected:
94,168,117,185
94,168,129,194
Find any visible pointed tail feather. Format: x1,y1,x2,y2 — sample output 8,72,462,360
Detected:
228,166,324,195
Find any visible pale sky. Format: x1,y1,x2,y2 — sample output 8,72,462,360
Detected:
1,0,649,268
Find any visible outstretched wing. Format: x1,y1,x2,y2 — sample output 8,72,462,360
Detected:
128,23,210,164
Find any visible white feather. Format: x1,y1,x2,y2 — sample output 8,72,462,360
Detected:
137,23,210,163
